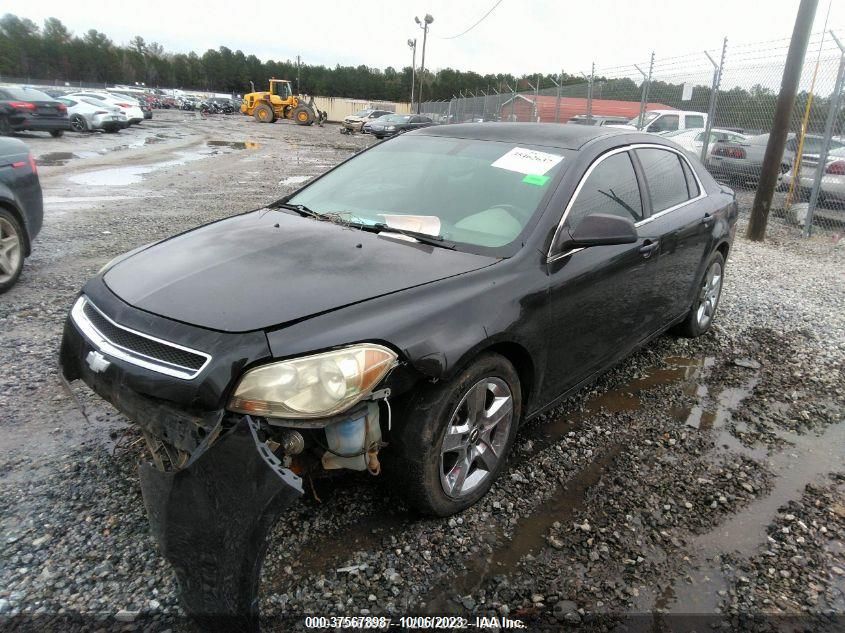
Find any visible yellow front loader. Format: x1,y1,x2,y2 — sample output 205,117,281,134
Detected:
240,79,326,126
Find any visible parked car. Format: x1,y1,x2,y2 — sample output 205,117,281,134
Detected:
568,114,631,127
363,113,433,138
781,145,845,206
0,137,42,293
68,92,144,125
56,96,127,133
0,86,70,137
341,108,393,134
610,109,708,133
662,128,748,157
707,133,845,183
59,123,737,623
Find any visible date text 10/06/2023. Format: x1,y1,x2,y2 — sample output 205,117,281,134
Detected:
303,616,528,629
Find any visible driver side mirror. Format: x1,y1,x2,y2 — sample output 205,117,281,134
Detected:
552,213,638,256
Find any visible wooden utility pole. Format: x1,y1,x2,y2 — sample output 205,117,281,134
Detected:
746,0,818,241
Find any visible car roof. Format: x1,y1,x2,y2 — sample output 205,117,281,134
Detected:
412,122,627,149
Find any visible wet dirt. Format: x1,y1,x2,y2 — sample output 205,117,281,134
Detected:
207,140,261,150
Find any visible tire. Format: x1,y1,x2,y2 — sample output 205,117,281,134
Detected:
0,116,11,136
387,352,521,516
292,106,314,126
50,130,64,138
253,104,274,123
0,209,25,294
69,114,88,133
673,250,725,338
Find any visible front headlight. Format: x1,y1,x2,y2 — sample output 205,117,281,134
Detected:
386,125,396,131
228,344,397,419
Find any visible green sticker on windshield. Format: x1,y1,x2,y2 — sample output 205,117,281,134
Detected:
522,174,550,186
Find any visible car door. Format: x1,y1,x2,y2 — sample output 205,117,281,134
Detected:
633,146,713,327
542,148,655,402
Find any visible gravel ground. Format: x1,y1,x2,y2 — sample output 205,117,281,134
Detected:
0,112,843,631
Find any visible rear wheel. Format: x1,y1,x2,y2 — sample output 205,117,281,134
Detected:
292,106,314,126
673,251,725,338
50,130,64,138
0,209,24,294
69,115,88,133
253,104,274,123
0,116,11,135
387,352,521,516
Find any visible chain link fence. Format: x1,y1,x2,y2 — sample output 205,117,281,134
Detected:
421,30,845,237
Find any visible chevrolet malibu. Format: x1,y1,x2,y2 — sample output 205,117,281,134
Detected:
60,123,737,624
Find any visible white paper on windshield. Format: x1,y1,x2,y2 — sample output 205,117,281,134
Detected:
491,147,564,175
380,214,442,236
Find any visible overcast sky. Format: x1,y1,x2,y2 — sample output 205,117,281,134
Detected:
4,0,845,78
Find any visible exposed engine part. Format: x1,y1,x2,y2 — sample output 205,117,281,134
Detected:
276,429,305,455
321,402,382,471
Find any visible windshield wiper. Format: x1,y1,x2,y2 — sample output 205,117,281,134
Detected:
273,202,323,220
370,223,456,250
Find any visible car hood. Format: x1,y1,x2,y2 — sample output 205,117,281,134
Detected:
104,210,498,333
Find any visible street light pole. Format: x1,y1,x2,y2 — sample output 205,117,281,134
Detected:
415,14,433,114
407,39,417,107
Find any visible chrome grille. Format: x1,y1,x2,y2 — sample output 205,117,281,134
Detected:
71,296,211,380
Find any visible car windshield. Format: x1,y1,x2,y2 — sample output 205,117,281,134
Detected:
353,110,372,117
3,87,53,101
287,135,570,252
628,112,660,126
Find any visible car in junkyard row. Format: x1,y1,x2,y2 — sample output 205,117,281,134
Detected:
341,108,393,134
0,86,71,137
0,137,42,293
59,123,737,628
362,113,433,138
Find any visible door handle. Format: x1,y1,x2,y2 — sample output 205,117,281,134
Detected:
639,240,660,258
701,213,714,226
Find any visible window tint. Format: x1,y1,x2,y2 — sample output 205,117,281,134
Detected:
567,152,643,229
636,148,692,212
686,115,705,128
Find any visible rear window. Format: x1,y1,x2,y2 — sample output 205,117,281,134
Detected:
636,148,692,212
2,87,54,101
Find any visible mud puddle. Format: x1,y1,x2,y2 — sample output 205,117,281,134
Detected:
37,150,102,166
207,140,261,150
694,421,845,555
68,149,218,186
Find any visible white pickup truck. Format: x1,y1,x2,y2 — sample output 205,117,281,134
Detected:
609,109,708,134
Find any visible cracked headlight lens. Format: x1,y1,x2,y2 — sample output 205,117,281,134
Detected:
228,344,397,418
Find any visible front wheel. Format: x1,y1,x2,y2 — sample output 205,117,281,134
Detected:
69,115,88,133
50,130,64,138
673,251,725,338
387,352,521,516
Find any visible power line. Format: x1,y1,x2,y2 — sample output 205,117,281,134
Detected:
441,0,505,40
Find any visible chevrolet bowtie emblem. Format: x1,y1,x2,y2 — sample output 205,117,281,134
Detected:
85,350,111,374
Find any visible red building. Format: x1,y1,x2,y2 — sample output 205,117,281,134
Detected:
499,95,672,123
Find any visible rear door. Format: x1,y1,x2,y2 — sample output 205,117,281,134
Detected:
633,146,713,327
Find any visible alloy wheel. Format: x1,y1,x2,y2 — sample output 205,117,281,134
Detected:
439,377,514,499
696,260,722,329
0,217,22,284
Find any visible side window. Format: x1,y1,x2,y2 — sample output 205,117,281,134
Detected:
680,158,700,198
567,152,643,229
694,132,705,142
636,148,692,212
650,115,679,133
686,115,704,129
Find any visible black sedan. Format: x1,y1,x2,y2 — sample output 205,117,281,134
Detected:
59,123,736,625
0,137,42,293
363,113,433,138
0,86,71,137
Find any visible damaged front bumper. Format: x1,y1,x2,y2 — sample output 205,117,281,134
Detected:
140,416,302,632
